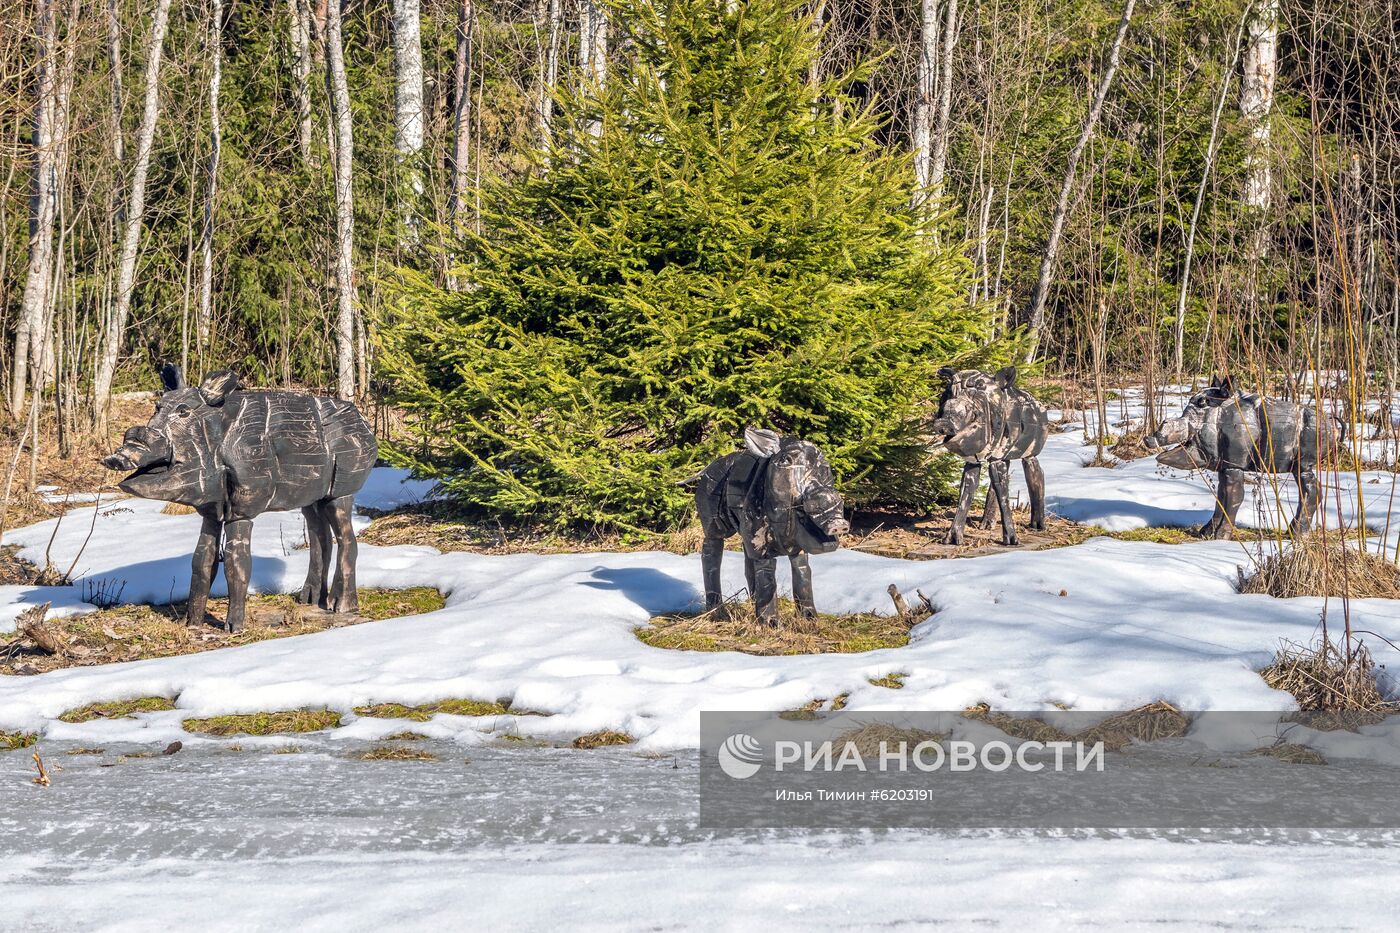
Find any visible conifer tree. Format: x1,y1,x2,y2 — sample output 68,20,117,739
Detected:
381,0,993,531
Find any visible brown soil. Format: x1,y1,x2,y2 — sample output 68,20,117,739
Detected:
0,586,444,676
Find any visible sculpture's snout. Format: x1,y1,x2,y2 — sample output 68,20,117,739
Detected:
827,517,850,537
929,417,953,436
101,452,135,471
1143,434,1161,450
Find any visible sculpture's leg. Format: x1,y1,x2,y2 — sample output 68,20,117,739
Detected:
221,518,253,634
751,557,779,624
1203,468,1244,540
790,552,816,618
701,535,724,611
988,459,1019,546
978,487,1000,530
1290,467,1320,535
187,513,221,627
298,505,331,606
944,462,982,545
1023,455,1047,531
743,555,757,603
322,495,359,614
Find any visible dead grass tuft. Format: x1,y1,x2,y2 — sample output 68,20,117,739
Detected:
1108,426,1155,461
58,696,176,723
182,709,342,737
868,672,906,689
2,731,39,751
1249,742,1327,765
383,731,428,741
1259,638,1399,724
1236,533,1400,599
834,722,946,759
572,730,635,749
66,747,106,756
160,502,198,516
353,698,526,720
639,598,912,656
0,587,444,676
965,701,1189,751
358,745,439,761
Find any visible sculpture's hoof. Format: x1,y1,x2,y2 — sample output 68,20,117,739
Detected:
1001,536,1020,547
296,585,319,605
330,596,358,615
943,531,964,546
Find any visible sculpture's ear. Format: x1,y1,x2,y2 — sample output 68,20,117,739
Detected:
198,369,241,407
743,426,782,459
937,366,956,382
1218,374,1235,394
123,425,148,446
1209,374,1221,389
994,365,1018,388
159,363,185,392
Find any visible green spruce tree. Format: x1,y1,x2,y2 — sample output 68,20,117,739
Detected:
381,0,994,532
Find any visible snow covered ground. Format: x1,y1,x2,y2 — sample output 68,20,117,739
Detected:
3,392,1400,929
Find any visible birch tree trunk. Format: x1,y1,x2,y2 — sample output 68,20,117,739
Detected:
1023,0,1135,362
929,0,959,201
449,0,475,228
11,0,58,417
1240,0,1278,259
537,0,562,150
578,0,607,138
391,0,425,239
911,0,939,211
290,0,313,165
198,0,224,366
108,0,125,170
93,0,174,424
325,0,357,400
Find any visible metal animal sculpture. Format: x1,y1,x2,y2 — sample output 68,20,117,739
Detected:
688,428,849,624
1144,375,1336,539
928,366,1049,546
102,365,378,632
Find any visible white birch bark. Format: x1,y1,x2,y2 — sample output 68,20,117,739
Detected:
198,0,224,363
391,0,425,238
929,0,959,201
325,0,357,400
12,0,59,416
108,0,126,169
93,0,174,421
1240,0,1277,214
290,0,313,165
538,0,562,150
578,0,607,138
911,0,939,210
1023,0,1135,361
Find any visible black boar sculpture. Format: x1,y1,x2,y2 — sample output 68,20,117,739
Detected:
1144,375,1337,539
928,366,1049,546
688,428,849,625
102,366,377,632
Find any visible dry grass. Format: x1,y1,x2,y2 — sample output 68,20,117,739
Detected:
965,701,1189,752
1236,533,1400,599
835,722,946,759
358,745,439,761
0,587,445,676
1249,742,1328,765
1108,426,1155,461
58,696,177,723
359,501,704,555
1,731,38,751
1259,638,1399,724
868,672,906,689
160,502,198,516
182,709,342,737
353,698,519,720
572,730,635,749
383,731,429,741
638,599,913,656
66,747,106,756
780,694,850,720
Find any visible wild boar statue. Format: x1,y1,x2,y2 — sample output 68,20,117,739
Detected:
1144,375,1337,539
687,428,849,625
101,365,378,632
928,366,1049,546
